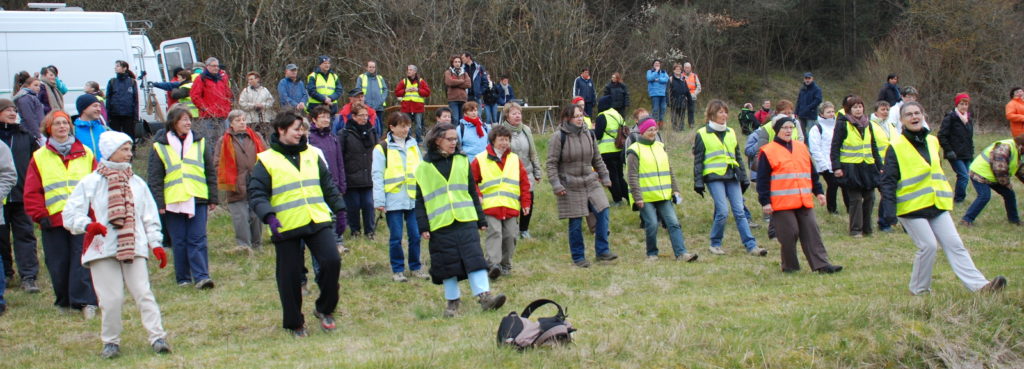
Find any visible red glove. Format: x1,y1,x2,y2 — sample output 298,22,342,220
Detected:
82,222,108,256
152,247,167,269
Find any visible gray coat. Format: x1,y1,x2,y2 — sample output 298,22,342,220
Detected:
499,120,543,187
546,121,611,219
0,140,16,224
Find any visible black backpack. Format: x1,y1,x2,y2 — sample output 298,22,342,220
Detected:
497,299,575,350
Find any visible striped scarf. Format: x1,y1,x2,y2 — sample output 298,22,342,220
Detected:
97,161,136,262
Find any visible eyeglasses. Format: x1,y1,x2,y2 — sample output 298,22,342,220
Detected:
443,137,458,142
356,113,369,117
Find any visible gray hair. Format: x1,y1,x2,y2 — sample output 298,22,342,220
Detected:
227,109,246,123
818,101,835,115
205,57,220,65
407,64,418,72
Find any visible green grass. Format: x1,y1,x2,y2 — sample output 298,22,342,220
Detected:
1,122,1022,368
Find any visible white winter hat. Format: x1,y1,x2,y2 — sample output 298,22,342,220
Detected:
98,131,132,159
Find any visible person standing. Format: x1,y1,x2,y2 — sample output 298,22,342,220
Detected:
457,102,490,158
880,102,1006,295
573,68,597,116
444,56,472,123
37,66,64,115
594,96,628,206
248,111,346,336
830,96,882,238
757,117,842,274
306,56,343,116
63,131,172,358
394,65,431,141
498,103,542,240
668,64,691,132
12,76,45,139
481,74,501,124
471,125,532,279
876,74,902,106
960,134,1024,226
190,57,234,141
645,60,670,125
461,53,488,106
277,64,308,113
0,100,40,292
679,62,701,129
339,103,378,239
307,106,348,247
495,75,516,121
238,72,276,136
808,102,846,214
546,104,618,267
795,72,822,137
24,111,99,317
148,108,218,289
73,94,108,162
355,60,389,137
602,72,630,118
373,113,424,282
216,110,267,252
416,123,507,317
1005,87,1024,138
105,61,139,142
0,137,15,316
938,93,975,204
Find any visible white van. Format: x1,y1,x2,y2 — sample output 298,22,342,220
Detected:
0,7,197,133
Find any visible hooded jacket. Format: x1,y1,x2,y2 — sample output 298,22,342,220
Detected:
73,118,107,162
13,89,45,137
105,72,138,119
0,122,40,202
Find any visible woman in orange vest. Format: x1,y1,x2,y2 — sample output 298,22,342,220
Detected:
756,117,842,274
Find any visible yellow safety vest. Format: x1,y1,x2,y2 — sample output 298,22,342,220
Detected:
892,134,952,215
153,139,208,204
307,72,339,106
359,74,388,107
257,148,332,232
376,143,420,199
33,146,94,214
177,82,199,117
415,155,478,231
871,118,897,164
401,79,425,104
475,151,521,211
764,120,802,142
596,109,623,154
839,121,875,164
698,127,739,176
628,141,673,203
584,116,593,130
969,139,1019,183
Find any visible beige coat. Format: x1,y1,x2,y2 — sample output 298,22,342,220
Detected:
237,85,276,123
546,121,611,219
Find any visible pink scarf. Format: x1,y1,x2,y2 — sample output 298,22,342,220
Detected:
165,131,196,217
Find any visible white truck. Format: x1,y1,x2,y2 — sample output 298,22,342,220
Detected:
0,4,197,134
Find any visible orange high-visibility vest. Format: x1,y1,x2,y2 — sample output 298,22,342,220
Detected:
761,140,815,211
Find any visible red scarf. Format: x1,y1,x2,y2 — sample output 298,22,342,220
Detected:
464,116,485,137
217,127,266,191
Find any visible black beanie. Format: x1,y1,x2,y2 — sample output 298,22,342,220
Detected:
773,117,797,134
76,94,100,116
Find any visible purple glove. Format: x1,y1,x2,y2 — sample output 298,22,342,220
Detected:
265,214,283,238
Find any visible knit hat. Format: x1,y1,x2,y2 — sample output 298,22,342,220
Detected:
76,94,100,116
638,118,658,134
98,131,132,159
954,93,970,106
317,55,331,64
0,99,13,113
571,96,584,105
772,117,798,137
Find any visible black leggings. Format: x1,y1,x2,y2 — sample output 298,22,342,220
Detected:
108,114,136,142
601,153,629,203
820,171,848,213
519,191,534,232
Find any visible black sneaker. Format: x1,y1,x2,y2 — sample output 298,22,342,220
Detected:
816,265,844,274
313,311,336,332
289,327,309,337
487,265,501,280
152,338,172,354
573,259,591,268
596,252,618,261
100,343,120,359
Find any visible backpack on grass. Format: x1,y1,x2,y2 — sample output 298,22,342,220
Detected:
497,299,575,350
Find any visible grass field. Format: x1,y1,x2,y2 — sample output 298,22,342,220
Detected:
0,118,1021,368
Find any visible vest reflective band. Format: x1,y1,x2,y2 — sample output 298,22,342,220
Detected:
871,120,896,164
891,134,953,215
401,79,425,104
33,147,94,214
307,72,338,105
177,82,199,117
684,73,698,93
257,149,332,232
377,143,420,199
839,122,875,164
628,141,673,202
584,116,593,130
415,155,478,231
698,127,739,176
475,151,521,211
761,141,814,211
153,140,208,204
596,109,623,154
360,74,388,106
764,121,802,142
969,139,1019,183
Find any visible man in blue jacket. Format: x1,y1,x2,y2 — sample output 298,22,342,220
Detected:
277,64,308,112
573,68,596,116
795,72,822,136
461,53,488,106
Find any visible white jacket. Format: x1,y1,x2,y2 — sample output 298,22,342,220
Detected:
808,116,836,173
238,85,276,124
63,172,162,267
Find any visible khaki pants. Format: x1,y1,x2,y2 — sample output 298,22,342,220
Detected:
484,216,518,269
90,257,166,345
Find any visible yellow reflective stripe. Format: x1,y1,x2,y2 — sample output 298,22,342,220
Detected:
482,191,520,200
423,184,469,203
42,180,79,193
897,187,952,203
639,184,672,192
272,196,327,213
44,193,68,207
427,201,475,221
272,179,321,194
638,171,671,179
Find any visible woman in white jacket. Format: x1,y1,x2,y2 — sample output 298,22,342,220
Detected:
238,72,276,136
63,131,171,359
807,101,845,214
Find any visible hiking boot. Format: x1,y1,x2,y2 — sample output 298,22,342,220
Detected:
289,327,309,337
573,259,591,268
980,276,1007,292
152,338,172,354
487,265,502,280
100,343,120,359
519,231,532,240
677,253,699,262
195,279,215,290
816,265,844,274
21,279,40,293
748,247,768,257
392,273,408,283
313,310,336,332
443,299,460,318
178,281,192,287
708,246,725,255
366,232,376,241
478,292,507,311
596,252,618,261
959,219,973,227
499,265,512,276
83,305,98,320
412,269,430,280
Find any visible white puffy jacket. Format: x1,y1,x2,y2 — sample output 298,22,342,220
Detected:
63,171,162,267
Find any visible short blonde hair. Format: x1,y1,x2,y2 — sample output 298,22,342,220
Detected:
502,102,522,118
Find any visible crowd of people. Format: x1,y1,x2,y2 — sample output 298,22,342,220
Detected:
0,55,1018,357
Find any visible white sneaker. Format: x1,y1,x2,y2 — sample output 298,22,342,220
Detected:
392,273,408,282
748,247,768,257
411,270,430,280
709,246,725,255
83,305,98,320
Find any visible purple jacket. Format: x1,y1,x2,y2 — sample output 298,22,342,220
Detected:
13,89,44,137
308,126,347,194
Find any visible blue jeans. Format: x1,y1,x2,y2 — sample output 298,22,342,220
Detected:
640,200,687,256
448,101,465,123
651,96,667,122
344,189,376,235
483,104,498,124
963,179,1019,223
707,180,758,250
443,269,489,300
950,159,970,202
386,209,421,273
567,203,610,262
409,113,424,141
165,205,211,284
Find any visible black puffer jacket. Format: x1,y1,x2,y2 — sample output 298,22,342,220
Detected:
602,81,630,112
829,114,882,190
937,109,975,160
415,150,487,285
0,123,40,203
147,129,218,209
339,121,377,190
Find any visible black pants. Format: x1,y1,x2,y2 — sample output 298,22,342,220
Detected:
42,226,97,308
108,114,136,142
671,94,695,130
519,191,534,232
584,102,594,117
274,226,340,330
601,153,628,203
819,171,848,214
0,203,39,281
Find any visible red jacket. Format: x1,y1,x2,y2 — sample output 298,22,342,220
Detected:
24,140,97,229
754,108,771,124
190,70,234,118
339,103,378,126
471,145,532,220
394,77,432,113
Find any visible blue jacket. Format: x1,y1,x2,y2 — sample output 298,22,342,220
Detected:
73,118,107,162
796,82,822,120
465,62,488,101
105,72,138,119
355,73,388,110
573,77,596,103
496,83,516,106
645,70,669,97
151,81,182,92
457,118,490,158
277,77,309,109
372,133,419,210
